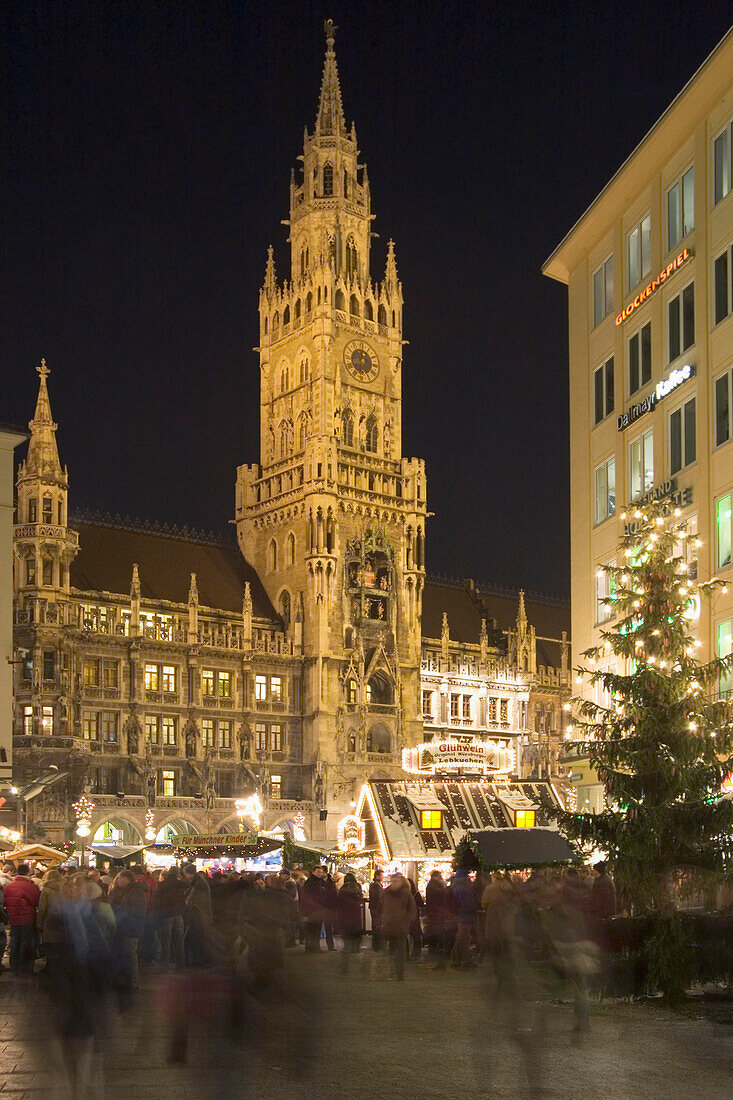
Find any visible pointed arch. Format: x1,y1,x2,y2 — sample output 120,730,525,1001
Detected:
273,310,280,333
365,415,378,454
346,238,358,282
335,288,345,312
323,162,334,196
298,351,310,385
295,298,301,319
306,291,313,313
364,299,374,321
279,362,290,392
286,532,296,566
268,538,278,573
349,294,360,318
283,304,290,326
297,412,308,451
278,420,289,458
342,409,354,447
377,304,387,326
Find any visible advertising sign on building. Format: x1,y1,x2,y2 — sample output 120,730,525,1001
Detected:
402,737,511,776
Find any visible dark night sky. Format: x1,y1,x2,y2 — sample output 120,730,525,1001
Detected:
2,1,732,600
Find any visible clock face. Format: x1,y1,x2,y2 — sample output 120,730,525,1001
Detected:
344,339,379,382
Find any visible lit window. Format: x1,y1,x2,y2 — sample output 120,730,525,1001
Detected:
41,706,53,735
717,620,733,697
255,723,267,751
42,496,53,523
102,712,118,741
162,665,176,693
23,705,33,735
627,214,651,291
593,255,614,327
255,675,267,701
162,770,175,797
103,660,118,688
162,716,176,745
667,166,694,250
145,714,160,743
270,724,283,752
83,713,99,740
629,321,652,394
715,245,733,325
202,718,214,748
218,671,231,698
717,495,732,569
83,659,100,687
716,369,733,447
270,774,282,800
421,810,443,830
202,669,215,696
365,683,372,703
348,679,358,704
516,810,536,828
670,397,696,475
144,664,159,692
594,356,614,424
270,676,282,702
668,283,695,361
630,429,654,500
714,122,732,205
218,720,232,749
594,457,616,523
25,558,36,585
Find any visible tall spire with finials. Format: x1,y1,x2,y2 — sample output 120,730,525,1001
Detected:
316,19,346,136
25,359,63,481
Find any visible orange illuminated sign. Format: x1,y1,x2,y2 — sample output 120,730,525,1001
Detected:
615,248,693,326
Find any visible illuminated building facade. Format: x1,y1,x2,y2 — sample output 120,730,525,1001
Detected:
10,28,570,850
544,29,733,809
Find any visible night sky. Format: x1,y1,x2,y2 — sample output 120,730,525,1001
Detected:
3,2,732,600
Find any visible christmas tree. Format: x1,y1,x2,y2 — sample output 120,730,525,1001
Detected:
551,499,733,914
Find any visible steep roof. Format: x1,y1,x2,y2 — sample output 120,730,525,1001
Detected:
69,514,276,619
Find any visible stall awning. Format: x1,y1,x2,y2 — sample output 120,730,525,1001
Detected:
91,843,148,861
8,843,69,865
470,827,578,869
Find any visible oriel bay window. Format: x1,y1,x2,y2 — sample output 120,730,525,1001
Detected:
594,356,614,425
629,321,652,394
630,429,654,500
668,283,695,361
594,457,616,524
717,495,732,569
670,397,696,475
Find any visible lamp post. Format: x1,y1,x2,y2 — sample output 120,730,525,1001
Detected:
73,794,93,868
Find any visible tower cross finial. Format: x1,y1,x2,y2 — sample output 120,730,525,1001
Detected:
38,357,49,379
324,18,337,44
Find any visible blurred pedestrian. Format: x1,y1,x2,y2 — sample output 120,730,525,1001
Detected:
379,873,416,980
449,869,477,969
300,865,329,952
4,863,40,975
425,869,450,969
336,872,363,974
109,869,146,992
368,868,384,951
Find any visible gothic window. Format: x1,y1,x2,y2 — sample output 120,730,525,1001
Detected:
306,292,313,313
335,288,345,312
298,414,307,450
26,558,36,585
299,355,309,384
279,590,291,630
346,239,358,281
280,365,289,392
347,679,357,703
295,298,301,319
42,558,54,586
342,410,354,447
392,310,396,327
28,498,37,522
268,539,278,572
343,169,349,197
42,496,52,522
300,244,308,278
286,532,296,565
272,311,279,333
365,416,378,453
323,163,334,196
377,304,387,326
364,299,374,321
349,294,360,318
283,305,290,326
263,316,268,334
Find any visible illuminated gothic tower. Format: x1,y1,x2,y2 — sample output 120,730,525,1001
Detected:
236,24,427,818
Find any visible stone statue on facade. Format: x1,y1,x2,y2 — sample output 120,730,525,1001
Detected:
124,709,141,756
184,718,197,758
238,719,252,760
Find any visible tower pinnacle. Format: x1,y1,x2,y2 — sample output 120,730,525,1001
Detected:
25,358,62,479
316,19,346,136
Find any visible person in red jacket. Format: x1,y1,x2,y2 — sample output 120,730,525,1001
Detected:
4,863,41,975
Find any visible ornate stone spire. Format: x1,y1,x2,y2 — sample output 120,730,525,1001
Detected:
441,611,449,660
242,581,253,648
25,359,63,480
188,572,199,605
385,239,399,289
188,573,199,642
517,589,527,640
130,563,141,634
315,19,347,137
263,245,277,296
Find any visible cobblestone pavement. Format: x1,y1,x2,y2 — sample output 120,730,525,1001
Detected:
0,951,731,1099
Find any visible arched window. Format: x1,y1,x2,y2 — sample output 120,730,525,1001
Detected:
300,245,308,278
367,725,391,754
263,316,268,334
42,558,54,586
343,169,349,197
365,415,378,453
286,533,296,566
364,299,374,320
299,355,309,384
342,410,354,447
335,288,345,312
280,366,289,392
306,292,313,313
349,294,360,318
268,539,278,572
295,299,301,319
347,678,357,704
346,239,358,281
273,310,280,332
298,414,307,450
323,163,334,196
279,420,289,457
377,304,387,326
279,590,291,630
283,305,290,326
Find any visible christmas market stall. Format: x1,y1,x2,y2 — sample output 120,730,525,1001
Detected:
467,826,578,870
7,842,69,866
147,832,285,873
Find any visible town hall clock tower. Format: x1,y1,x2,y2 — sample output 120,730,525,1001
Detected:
236,23,427,822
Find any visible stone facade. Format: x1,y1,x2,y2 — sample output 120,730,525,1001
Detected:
10,29,570,850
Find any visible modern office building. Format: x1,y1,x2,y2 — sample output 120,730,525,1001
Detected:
544,29,733,807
